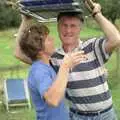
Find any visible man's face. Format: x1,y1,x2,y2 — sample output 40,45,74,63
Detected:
58,16,82,45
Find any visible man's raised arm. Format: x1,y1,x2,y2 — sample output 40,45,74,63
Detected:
85,0,120,53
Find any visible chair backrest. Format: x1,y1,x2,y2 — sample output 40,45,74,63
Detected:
4,78,31,111
6,79,26,102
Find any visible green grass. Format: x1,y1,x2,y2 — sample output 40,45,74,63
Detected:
0,28,20,67
0,105,36,120
0,23,120,120
105,51,120,119
112,86,120,119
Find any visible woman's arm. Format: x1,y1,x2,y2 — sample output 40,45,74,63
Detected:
44,51,86,107
14,15,32,64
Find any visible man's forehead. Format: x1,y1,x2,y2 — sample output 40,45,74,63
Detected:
57,12,84,23
60,16,81,22
59,16,82,26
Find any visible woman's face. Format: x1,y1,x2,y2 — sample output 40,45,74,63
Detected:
44,35,55,56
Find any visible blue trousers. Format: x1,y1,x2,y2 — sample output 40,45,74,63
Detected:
69,108,117,120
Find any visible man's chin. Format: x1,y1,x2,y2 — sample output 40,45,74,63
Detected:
64,41,75,45
65,37,75,41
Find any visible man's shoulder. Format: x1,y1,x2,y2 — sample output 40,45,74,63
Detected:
83,37,106,44
83,37,97,44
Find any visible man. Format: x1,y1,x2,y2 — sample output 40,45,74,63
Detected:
15,1,120,120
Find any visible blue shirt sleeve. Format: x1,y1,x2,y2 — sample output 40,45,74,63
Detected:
33,65,53,98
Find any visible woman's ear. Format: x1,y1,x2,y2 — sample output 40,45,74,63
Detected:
38,50,43,55
37,50,43,58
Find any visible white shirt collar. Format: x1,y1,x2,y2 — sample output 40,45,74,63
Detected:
56,40,83,55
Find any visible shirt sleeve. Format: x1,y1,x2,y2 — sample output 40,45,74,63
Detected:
34,66,53,98
93,37,111,65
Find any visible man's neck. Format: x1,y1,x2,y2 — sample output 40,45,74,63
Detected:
62,41,79,53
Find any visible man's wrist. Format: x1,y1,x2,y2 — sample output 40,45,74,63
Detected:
92,11,101,18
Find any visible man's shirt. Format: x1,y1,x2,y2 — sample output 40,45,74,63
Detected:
51,37,112,112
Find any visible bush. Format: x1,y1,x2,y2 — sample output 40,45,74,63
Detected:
0,2,21,29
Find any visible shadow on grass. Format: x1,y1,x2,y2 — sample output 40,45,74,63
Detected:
0,102,35,120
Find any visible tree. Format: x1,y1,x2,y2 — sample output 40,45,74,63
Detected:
99,0,120,24
5,0,18,9
0,0,20,29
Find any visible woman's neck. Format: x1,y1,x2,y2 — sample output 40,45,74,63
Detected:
37,54,50,65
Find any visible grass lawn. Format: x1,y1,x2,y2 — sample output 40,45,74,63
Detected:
106,53,120,120
0,23,120,120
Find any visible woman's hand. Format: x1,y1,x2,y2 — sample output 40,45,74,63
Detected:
62,51,87,69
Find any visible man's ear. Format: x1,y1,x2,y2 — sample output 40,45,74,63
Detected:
80,22,84,31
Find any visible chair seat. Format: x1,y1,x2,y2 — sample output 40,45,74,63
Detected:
18,0,84,22
19,0,83,12
20,0,79,7
21,3,80,12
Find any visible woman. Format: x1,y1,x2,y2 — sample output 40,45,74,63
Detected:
19,23,86,120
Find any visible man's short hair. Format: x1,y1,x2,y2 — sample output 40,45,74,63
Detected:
57,11,84,23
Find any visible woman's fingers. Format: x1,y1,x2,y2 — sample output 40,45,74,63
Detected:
63,51,87,68
71,53,87,66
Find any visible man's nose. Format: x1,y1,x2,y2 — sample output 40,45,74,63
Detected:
65,26,72,33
